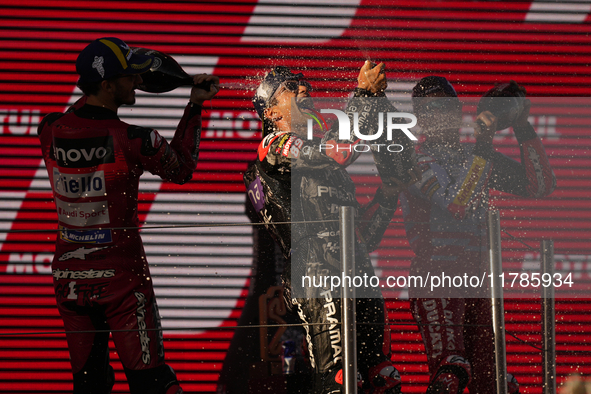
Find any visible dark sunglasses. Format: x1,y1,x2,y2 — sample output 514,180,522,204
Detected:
270,80,300,102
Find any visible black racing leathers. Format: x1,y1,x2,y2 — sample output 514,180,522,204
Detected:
244,91,414,393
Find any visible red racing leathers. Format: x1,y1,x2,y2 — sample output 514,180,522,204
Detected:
400,122,555,394
38,102,203,393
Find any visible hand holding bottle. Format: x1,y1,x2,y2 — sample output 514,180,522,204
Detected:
190,74,220,105
357,60,387,94
474,110,498,147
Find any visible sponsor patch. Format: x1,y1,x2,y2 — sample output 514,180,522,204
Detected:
59,227,112,244
53,168,106,198
320,289,343,365
53,136,115,168
247,176,265,213
275,134,291,154
282,136,294,157
135,291,152,364
92,56,105,78
128,126,163,156
55,281,110,304
289,137,303,158
420,176,438,195
452,156,486,207
55,199,110,227
427,184,440,200
58,246,109,261
258,132,287,161
317,230,339,239
52,268,115,280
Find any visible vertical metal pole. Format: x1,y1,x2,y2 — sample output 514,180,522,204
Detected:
488,210,507,394
541,240,556,394
340,206,357,394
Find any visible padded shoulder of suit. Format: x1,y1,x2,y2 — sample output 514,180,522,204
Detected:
127,125,163,156
37,112,65,136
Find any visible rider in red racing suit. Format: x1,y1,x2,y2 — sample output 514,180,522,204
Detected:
38,37,219,394
401,77,556,394
244,63,418,394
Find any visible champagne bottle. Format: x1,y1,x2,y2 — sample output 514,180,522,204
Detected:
131,47,213,93
477,81,526,131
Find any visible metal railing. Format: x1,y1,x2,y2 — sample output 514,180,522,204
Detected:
336,210,557,394
0,210,562,394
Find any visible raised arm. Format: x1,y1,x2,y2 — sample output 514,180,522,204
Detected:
132,74,219,184
486,100,556,197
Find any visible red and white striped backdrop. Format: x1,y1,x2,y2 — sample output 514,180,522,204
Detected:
1,1,590,393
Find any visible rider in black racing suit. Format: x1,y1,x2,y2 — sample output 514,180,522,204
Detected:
244,63,417,394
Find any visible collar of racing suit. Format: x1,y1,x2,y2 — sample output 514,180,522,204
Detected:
75,104,120,121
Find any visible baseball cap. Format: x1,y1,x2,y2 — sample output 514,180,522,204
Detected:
76,37,154,84
412,76,458,98
253,66,304,119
